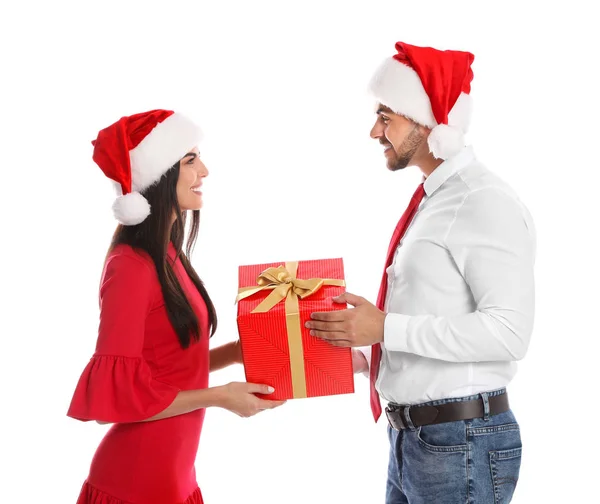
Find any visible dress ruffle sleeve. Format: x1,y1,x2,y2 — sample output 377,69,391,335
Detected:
67,250,180,423
67,354,180,422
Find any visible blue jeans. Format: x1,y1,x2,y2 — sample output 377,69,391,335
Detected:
386,389,522,504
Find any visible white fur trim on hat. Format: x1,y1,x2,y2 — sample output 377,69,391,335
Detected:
112,191,151,225
427,124,465,160
369,56,437,128
447,92,473,132
368,56,473,132
129,113,203,193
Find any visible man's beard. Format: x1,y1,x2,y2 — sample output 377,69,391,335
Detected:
388,126,425,171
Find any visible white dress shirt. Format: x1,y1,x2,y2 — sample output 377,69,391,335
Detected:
373,146,536,405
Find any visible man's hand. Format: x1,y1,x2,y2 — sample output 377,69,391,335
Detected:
352,349,369,375
306,292,385,347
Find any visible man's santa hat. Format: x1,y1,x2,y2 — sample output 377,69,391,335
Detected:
91,109,203,225
368,42,475,160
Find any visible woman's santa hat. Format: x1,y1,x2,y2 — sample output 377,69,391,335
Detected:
91,109,203,225
368,42,475,160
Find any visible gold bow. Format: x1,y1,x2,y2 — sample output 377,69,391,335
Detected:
237,261,345,398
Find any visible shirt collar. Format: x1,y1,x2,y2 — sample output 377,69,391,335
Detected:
423,146,475,197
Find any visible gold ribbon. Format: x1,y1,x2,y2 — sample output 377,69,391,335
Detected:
237,262,345,398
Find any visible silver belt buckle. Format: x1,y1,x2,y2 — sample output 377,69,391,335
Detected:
385,406,406,431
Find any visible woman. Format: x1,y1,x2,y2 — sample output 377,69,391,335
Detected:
67,109,284,504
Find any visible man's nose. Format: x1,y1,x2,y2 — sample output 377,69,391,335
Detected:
370,121,382,139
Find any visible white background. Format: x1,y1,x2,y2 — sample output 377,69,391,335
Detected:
1,1,598,502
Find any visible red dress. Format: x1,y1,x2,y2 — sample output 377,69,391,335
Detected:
67,243,209,504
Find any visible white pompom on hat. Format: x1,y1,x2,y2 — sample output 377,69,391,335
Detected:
91,109,203,225
368,42,475,160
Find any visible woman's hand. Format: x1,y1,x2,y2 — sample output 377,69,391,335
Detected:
213,382,286,418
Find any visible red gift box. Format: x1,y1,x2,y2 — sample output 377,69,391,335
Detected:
236,258,355,401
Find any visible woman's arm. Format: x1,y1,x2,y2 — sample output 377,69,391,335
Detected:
95,341,250,425
143,382,283,421
94,341,268,425
98,382,284,424
209,340,243,372
148,340,247,420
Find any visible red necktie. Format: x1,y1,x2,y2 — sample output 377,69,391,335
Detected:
370,183,426,422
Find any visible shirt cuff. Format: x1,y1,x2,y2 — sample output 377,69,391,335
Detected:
383,313,411,352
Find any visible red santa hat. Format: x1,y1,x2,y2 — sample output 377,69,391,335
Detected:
368,42,475,160
91,109,203,225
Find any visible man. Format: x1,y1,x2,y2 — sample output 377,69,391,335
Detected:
307,42,536,503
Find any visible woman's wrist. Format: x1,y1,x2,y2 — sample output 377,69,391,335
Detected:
199,386,225,409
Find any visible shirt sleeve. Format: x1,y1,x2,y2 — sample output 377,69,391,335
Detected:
383,188,536,363
67,252,180,422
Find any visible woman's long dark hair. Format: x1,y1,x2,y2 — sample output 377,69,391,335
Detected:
109,161,217,349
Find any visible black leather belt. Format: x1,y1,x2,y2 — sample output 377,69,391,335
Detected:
385,392,509,431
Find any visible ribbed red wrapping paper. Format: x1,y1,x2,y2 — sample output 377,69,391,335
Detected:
237,258,355,401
